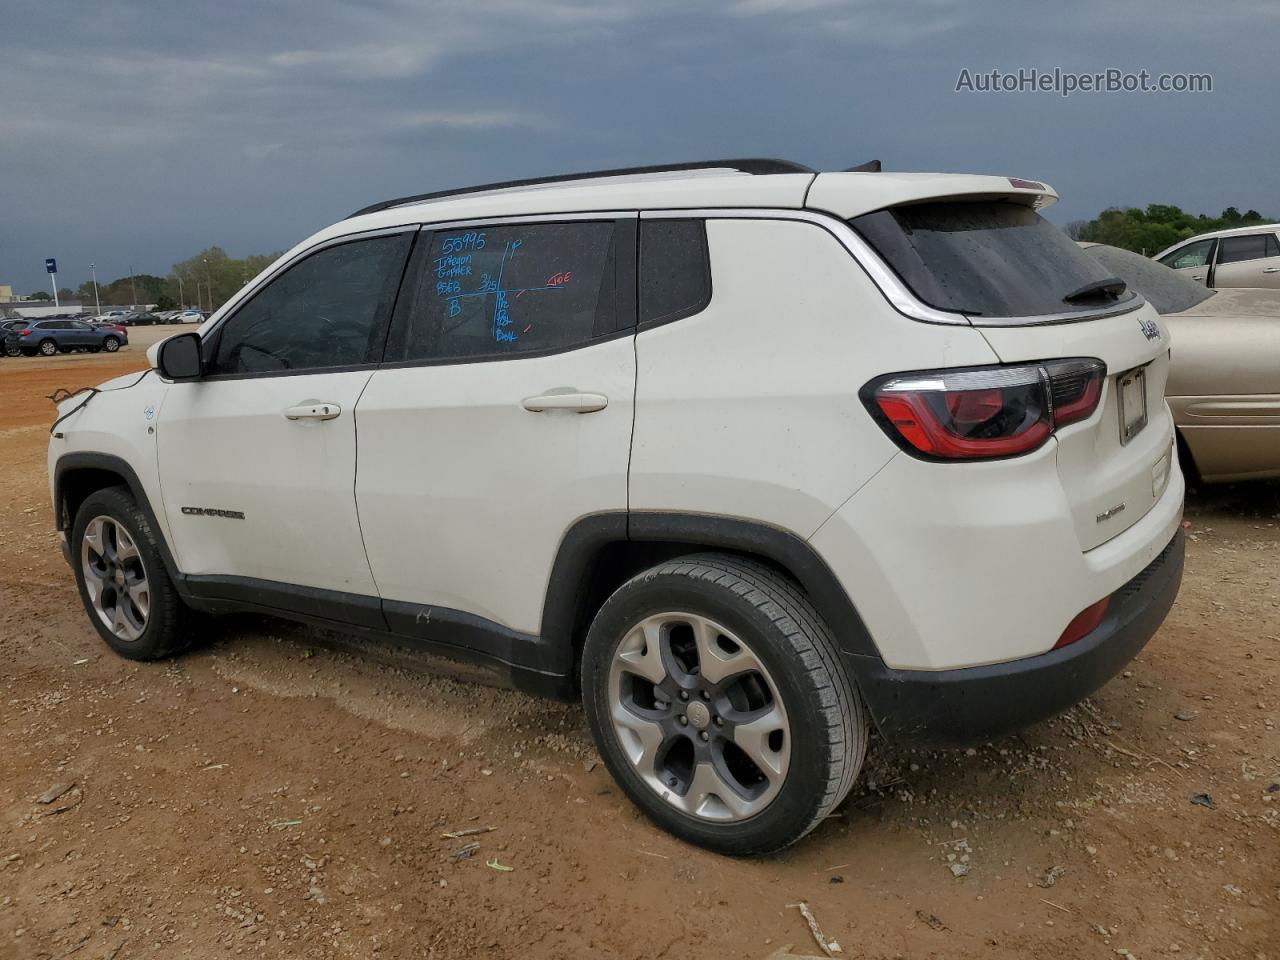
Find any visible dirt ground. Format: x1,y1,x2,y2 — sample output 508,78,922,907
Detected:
1,344,1276,960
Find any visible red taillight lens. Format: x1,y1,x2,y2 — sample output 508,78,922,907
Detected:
20,329,31,336
1053,596,1110,649
866,359,1105,462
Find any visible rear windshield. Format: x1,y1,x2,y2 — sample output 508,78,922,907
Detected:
850,201,1130,318
1081,244,1213,315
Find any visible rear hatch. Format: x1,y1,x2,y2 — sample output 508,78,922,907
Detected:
840,194,1174,551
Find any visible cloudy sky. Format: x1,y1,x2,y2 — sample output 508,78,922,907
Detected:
3,0,1277,293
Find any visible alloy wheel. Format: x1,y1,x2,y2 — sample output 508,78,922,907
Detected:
607,612,790,822
81,515,150,641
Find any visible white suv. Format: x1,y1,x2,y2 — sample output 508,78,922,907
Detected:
48,160,1185,854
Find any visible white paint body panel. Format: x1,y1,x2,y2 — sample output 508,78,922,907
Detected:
156,373,378,594
630,217,1001,537
354,338,635,632
47,371,173,547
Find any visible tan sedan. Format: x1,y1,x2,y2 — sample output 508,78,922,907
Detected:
1083,243,1280,483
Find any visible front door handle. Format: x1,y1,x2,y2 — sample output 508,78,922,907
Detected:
521,391,608,414
1263,267,1280,274
283,400,342,421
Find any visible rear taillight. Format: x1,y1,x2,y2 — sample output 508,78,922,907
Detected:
20,329,31,336
864,359,1105,461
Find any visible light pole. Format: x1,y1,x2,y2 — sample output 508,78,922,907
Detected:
202,258,211,312
128,265,138,308
90,263,102,316
177,273,185,308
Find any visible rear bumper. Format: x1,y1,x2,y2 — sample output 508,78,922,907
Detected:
853,528,1184,746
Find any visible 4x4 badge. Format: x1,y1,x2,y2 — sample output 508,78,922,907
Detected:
1137,316,1161,341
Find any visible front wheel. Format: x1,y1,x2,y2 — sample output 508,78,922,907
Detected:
582,554,867,856
71,487,199,660
102,336,120,352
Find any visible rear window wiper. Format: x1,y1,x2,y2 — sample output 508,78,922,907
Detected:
1062,277,1127,305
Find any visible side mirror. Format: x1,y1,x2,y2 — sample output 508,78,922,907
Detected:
156,332,203,380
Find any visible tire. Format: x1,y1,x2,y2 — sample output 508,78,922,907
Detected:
38,339,57,356
581,553,867,856
71,486,199,661
102,336,120,352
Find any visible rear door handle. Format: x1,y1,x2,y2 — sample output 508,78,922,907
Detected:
1263,267,1280,274
283,400,342,421
521,391,608,414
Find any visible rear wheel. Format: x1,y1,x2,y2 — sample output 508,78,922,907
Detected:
38,339,57,356
582,554,867,855
102,336,120,352
72,487,199,660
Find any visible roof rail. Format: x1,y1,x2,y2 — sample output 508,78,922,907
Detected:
346,158,815,219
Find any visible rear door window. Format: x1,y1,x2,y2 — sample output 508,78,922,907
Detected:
850,201,1133,318
1218,234,1273,264
387,219,632,362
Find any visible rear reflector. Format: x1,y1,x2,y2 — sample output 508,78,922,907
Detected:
1054,596,1111,650
864,359,1106,462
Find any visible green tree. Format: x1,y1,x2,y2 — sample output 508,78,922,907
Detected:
29,291,51,300
1076,204,1276,255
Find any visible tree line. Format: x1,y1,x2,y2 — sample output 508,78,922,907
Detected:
28,246,282,311
1066,205,1273,255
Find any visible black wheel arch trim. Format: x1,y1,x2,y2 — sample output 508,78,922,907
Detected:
53,452,186,589
541,511,883,666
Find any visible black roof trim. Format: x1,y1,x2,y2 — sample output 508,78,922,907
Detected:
346,158,815,219
844,159,882,172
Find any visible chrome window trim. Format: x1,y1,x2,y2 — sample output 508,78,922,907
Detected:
638,207,1146,327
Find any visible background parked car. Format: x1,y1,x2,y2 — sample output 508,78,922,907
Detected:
92,309,135,323
15,319,128,356
1153,224,1280,289
2,319,31,356
173,308,205,323
1083,242,1280,483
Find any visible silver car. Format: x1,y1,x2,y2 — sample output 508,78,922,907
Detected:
1153,224,1280,289
1084,242,1280,483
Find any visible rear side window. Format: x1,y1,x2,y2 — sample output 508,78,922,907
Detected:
1218,233,1276,264
640,220,711,325
388,220,623,362
851,201,1125,318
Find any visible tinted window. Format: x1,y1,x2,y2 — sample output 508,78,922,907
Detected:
1081,244,1214,315
1218,234,1273,264
1159,239,1215,270
640,220,711,325
389,221,618,362
850,201,1125,317
208,234,411,376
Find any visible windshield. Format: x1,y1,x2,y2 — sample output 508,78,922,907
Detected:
850,200,1131,317
1081,244,1214,315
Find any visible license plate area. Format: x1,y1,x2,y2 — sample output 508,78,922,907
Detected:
1117,367,1148,445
